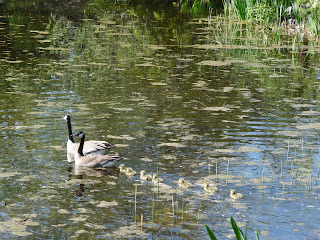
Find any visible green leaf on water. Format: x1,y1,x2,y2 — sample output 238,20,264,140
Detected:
205,225,218,240
230,216,243,240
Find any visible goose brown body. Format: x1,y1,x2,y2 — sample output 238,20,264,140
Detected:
75,131,122,168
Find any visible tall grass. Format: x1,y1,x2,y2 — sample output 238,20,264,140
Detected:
222,0,320,36
181,0,216,15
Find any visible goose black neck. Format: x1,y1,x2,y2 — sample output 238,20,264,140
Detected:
78,133,85,156
67,117,75,143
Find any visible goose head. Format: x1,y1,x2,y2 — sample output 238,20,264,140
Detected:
63,114,70,121
75,131,84,138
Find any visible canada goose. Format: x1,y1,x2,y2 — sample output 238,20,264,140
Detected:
152,173,163,184
140,170,152,181
74,131,122,168
204,183,218,194
230,189,243,200
178,178,192,189
125,167,136,176
63,114,113,162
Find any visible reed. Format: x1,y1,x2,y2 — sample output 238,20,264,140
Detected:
172,194,175,218
134,185,137,224
175,194,179,223
222,0,320,40
140,213,143,230
226,159,230,176
152,193,155,226
157,166,160,195
308,168,312,191
197,201,202,223
181,196,184,222
280,157,283,178
206,216,260,240
287,139,290,161
308,156,312,191
216,161,218,175
260,168,264,191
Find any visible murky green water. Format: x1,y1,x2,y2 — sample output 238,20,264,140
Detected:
1,1,320,239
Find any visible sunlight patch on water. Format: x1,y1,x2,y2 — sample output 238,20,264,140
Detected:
158,142,186,148
97,201,118,207
0,172,21,178
0,215,39,237
105,224,148,238
196,59,246,66
296,123,320,130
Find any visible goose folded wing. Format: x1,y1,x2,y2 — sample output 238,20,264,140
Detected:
84,140,114,154
85,154,123,168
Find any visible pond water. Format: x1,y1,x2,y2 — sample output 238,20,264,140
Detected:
1,1,320,239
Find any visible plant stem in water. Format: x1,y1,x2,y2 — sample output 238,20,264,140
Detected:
135,185,137,225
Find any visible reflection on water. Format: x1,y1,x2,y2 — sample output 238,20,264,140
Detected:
1,0,320,239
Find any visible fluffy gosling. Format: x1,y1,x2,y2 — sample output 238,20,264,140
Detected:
152,173,163,184
125,167,136,176
204,183,218,194
230,189,243,200
140,170,152,181
178,178,192,189
119,164,126,173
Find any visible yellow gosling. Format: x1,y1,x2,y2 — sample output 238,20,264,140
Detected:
140,170,152,181
178,178,192,189
119,164,126,173
152,173,163,184
125,167,136,176
204,183,218,194
230,189,243,200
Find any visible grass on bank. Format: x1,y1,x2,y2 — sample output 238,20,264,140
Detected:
181,0,320,42
223,0,320,41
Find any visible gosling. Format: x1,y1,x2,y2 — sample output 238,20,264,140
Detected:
178,178,192,189
204,183,218,194
152,173,163,184
119,164,126,173
125,167,136,176
140,170,152,181
230,189,243,200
